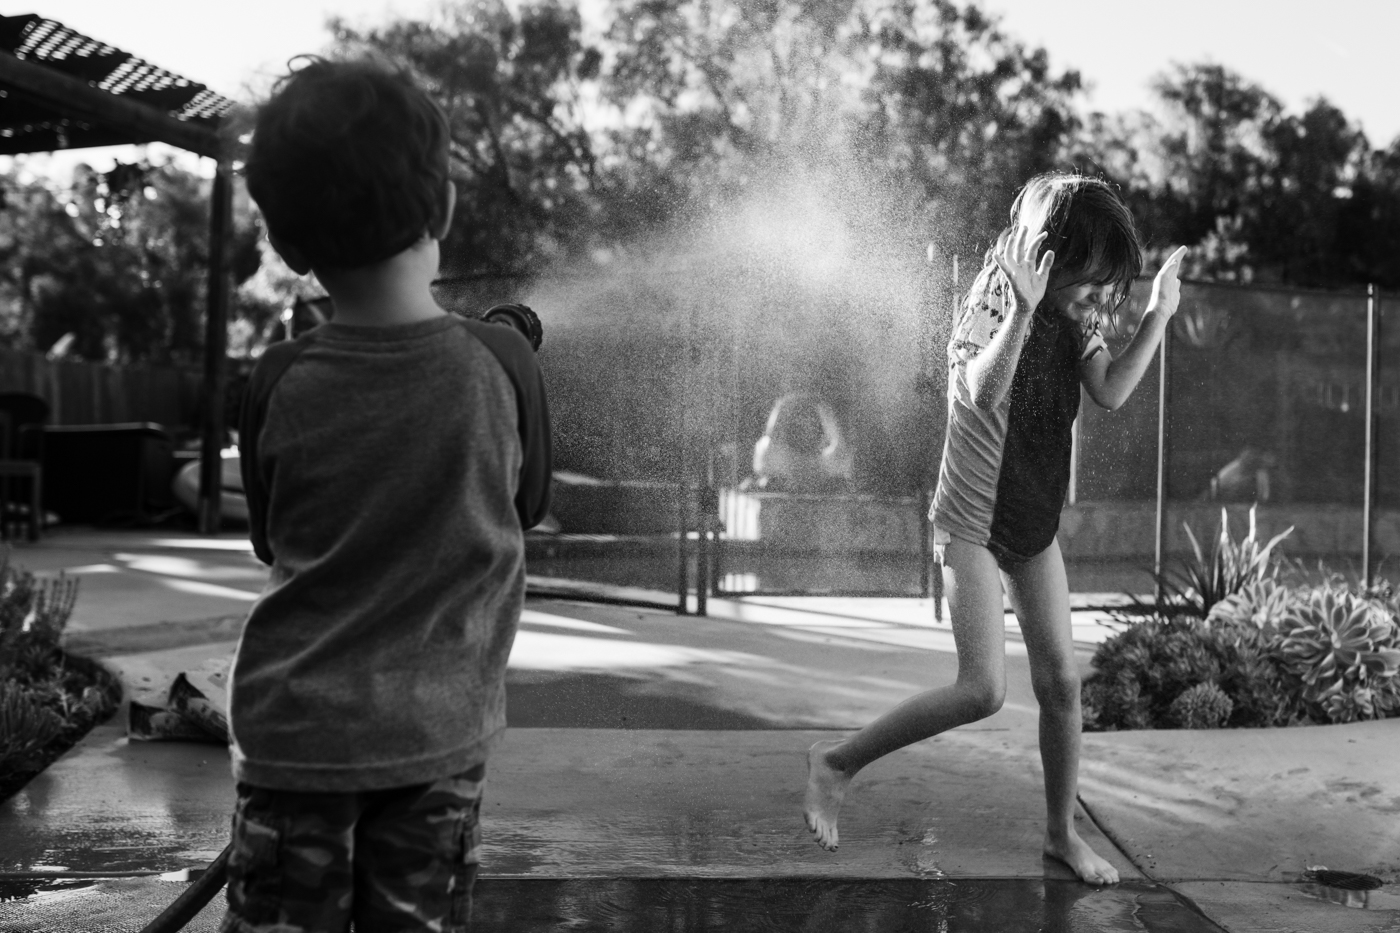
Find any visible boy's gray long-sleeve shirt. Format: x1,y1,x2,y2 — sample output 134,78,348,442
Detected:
234,314,551,792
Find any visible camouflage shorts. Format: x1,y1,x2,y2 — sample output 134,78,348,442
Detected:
220,764,485,933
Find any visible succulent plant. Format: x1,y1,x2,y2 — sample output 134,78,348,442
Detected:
1206,578,1295,639
1164,506,1293,619
1274,587,1400,724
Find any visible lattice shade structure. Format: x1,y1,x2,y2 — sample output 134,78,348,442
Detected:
0,13,234,156
0,13,237,532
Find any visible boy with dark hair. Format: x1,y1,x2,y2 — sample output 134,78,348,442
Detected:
229,57,551,932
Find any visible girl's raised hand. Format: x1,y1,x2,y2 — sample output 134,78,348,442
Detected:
1148,246,1189,319
991,225,1054,313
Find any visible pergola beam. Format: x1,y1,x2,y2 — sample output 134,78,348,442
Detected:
0,17,237,535
0,50,221,158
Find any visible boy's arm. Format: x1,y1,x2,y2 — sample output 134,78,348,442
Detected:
515,352,553,528
463,320,553,528
239,340,307,565
1081,247,1187,411
238,396,270,565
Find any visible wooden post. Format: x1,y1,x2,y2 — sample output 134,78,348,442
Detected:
198,159,233,535
1363,284,1380,590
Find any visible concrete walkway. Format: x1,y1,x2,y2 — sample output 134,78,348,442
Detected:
0,528,1396,932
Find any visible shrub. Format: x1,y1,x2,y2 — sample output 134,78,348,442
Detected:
0,547,80,684
0,682,64,776
1168,682,1233,728
1083,606,1314,731
1085,618,1240,730
0,548,117,791
1086,572,1400,730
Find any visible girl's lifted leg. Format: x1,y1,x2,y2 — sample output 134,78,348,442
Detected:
803,538,1009,851
1003,538,1118,885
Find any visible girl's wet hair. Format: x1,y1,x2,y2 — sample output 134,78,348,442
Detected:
991,173,1143,310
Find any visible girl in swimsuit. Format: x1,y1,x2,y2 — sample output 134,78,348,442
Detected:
803,173,1188,885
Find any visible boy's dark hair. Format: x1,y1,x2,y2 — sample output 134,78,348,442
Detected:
245,57,452,270
993,173,1144,309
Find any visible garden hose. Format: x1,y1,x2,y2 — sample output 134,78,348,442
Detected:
481,302,544,351
138,844,231,933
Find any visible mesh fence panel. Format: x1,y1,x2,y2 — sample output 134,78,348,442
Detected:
505,244,952,602
505,263,1395,599
1077,280,1396,570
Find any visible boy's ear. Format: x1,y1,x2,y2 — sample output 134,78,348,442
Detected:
432,179,456,241
268,233,313,276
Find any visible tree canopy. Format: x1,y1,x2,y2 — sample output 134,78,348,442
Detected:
0,0,1396,363
0,159,262,364
1075,62,1393,288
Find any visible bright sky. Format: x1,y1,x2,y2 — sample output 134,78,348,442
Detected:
980,0,1400,145
7,0,1399,179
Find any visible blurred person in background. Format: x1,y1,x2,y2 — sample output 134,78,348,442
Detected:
749,393,853,493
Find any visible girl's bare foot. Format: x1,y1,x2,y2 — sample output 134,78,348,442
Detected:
803,740,851,851
1044,828,1119,885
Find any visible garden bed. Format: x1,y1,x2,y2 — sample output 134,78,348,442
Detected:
0,550,121,804
1082,508,1400,730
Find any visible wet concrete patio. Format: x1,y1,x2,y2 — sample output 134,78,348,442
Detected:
0,874,1229,932
0,529,1396,932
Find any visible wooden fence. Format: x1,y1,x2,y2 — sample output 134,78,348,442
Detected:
0,348,205,430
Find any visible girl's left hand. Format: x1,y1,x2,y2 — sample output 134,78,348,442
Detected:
1148,246,1189,318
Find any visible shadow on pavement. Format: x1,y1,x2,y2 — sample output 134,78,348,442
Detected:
506,672,785,729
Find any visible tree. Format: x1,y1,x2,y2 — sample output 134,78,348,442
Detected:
330,1,604,275
1150,63,1282,247
1077,62,1399,289
1254,99,1371,287
0,159,262,363
601,0,1085,252
1337,138,1400,289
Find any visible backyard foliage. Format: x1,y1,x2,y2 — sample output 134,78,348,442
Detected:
1272,587,1400,723
0,160,266,364
1082,509,1400,730
1149,509,1293,620
2,1,1398,361
0,549,119,794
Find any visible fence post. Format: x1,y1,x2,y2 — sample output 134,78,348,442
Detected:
1154,318,1171,602
1364,284,1380,590
676,298,694,616
696,456,713,617
919,487,930,600
696,506,709,617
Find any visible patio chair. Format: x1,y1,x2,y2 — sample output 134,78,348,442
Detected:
0,392,48,541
